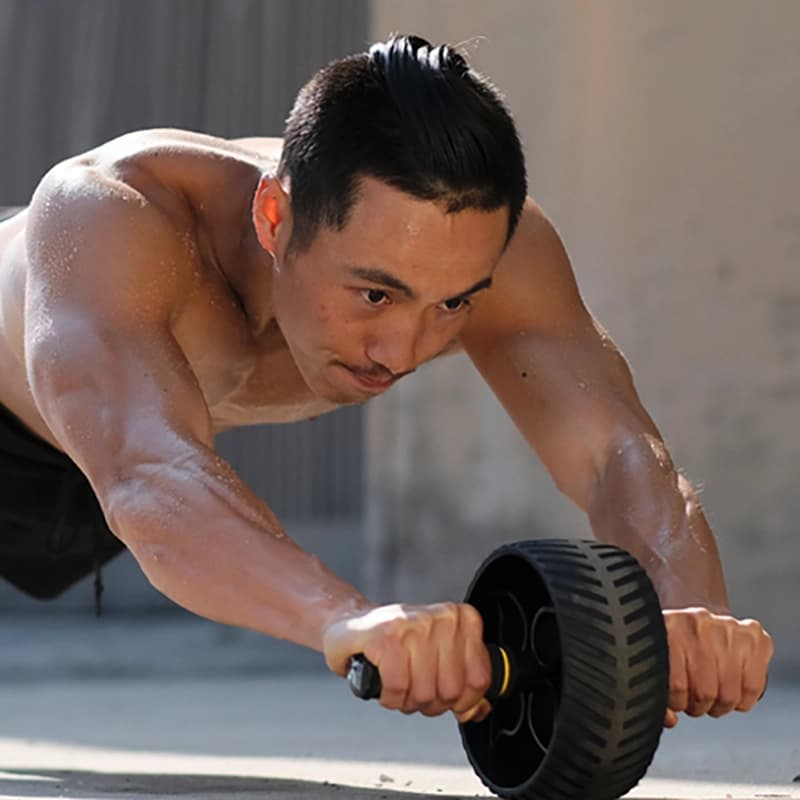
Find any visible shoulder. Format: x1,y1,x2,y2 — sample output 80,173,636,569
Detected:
25,158,197,323
461,197,586,345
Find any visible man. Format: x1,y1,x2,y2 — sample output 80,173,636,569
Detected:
0,35,772,726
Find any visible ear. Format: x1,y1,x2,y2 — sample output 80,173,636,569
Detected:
252,174,291,256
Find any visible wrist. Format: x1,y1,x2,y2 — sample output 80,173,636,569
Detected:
651,575,730,616
313,593,376,648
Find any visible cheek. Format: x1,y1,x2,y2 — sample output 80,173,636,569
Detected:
313,298,365,349
316,300,338,326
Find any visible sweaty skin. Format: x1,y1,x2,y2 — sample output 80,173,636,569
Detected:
0,129,772,725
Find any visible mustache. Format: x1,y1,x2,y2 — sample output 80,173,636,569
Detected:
342,363,415,381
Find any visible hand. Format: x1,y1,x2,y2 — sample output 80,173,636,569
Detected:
662,608,773,728
323,602,492,722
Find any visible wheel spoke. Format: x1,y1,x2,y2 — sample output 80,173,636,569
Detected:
530,606,560,667
527,682,559,753
490,691,525,744
494,591,529,652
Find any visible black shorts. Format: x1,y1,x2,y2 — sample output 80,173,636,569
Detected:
0,403,125,602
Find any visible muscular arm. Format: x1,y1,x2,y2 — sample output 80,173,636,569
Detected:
24,167,369,648
463,199,728,612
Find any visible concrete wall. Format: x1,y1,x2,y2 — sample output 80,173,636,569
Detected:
367,1,800,674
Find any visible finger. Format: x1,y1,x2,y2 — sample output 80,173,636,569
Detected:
663,709,679,728
436,604,465,709
685,650,719,717
371,637,410,712
403,626,438,714
708,646,743,718
738,623,772,712
454,699,491,725
473,699,493,722
457,605,490,711
668,641,690,714
736,656,768,712
416,644,452,717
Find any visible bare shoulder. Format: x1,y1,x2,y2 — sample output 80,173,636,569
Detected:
95,128,283,170
26,159,196,324
231,135,283,161
462,197,587,346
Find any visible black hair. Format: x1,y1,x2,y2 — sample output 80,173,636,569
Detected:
277,34,527,253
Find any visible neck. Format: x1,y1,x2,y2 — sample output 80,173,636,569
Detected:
201,169,276,337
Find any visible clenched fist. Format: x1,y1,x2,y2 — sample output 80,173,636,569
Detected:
323,602,492,722
663,608,773,727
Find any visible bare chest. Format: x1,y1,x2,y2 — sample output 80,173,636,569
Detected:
173,283,337,430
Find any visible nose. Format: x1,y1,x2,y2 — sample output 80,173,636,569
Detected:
366,316,429,376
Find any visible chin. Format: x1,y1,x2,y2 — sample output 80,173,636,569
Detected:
311,366,372,405
321,382,371,406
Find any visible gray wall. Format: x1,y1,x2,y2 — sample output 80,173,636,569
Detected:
367,1,799,676
0,0,370,201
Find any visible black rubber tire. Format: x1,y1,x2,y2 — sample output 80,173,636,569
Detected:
459,538,668,800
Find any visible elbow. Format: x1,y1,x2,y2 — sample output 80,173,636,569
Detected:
103,480,177,596
101,469,174,561
585,431,676,507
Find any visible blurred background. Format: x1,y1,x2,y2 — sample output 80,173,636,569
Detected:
0,0,797,684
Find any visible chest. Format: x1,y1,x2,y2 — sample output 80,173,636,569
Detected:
173,282,335,428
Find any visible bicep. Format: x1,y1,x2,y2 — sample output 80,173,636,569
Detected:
26,310,212,489
463,201,661,506
24,171,212,501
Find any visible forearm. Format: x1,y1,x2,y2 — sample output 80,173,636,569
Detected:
587,434,729,612
104,444,372,651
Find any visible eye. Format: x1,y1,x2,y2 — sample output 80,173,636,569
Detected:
361,288,390,307
440,297,471,313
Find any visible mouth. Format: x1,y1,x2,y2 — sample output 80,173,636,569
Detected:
340,365,396,394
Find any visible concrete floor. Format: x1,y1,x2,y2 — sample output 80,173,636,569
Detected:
0,613,798,799
0,673,798,799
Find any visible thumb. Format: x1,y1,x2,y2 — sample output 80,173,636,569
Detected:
664,708,679,728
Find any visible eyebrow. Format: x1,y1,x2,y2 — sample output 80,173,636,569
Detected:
347,266,493,303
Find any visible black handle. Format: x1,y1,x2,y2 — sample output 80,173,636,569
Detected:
347,643,517,704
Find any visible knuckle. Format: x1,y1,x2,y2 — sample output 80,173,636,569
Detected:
693,607,713,625
412,687,437,707
691,687,716,706
381,677,407,697
382,618,407,644
431,604,458,638
716,692,739,710
466,668,490,693
670,677,689,695
699,691,716,705
736,695,757,712
669,696,688,712
439,682,462,704
708,704,734,718
742,679,765,698
380,695,404,712
436,602,460,623
460,603,484,634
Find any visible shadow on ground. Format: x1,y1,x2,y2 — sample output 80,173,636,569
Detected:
1,769,453,800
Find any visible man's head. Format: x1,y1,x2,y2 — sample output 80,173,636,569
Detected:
253,34,527,404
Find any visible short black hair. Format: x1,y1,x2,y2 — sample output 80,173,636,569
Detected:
277,34,527,254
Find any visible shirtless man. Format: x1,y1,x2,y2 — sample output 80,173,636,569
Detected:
0,35,772,726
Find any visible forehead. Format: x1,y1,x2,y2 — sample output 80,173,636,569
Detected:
328,176,508,282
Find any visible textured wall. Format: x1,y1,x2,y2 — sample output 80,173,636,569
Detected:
367,1,799,675
0,0,370,201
